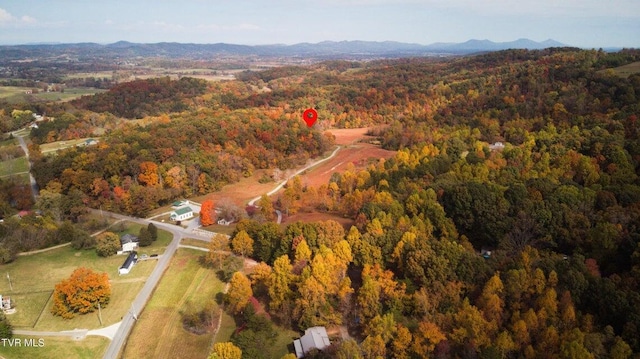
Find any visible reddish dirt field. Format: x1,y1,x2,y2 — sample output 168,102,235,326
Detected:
297,142,395,188
281,210,354,228
329,128,373,145
200,128,395,208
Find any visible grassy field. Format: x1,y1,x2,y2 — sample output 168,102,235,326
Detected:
607,61,640,78
202,223,236,236
39,138,100,154
34,88,106,102
0,172,30,185
4,291,53,328
0,335,110,359
0,86,32,99
0,136,18,147
180,238,210,249
122,248,225,359
0,156,29,177
0,223,173,332
0,86,105,103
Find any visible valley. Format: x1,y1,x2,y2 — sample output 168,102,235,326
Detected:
0,45,639,359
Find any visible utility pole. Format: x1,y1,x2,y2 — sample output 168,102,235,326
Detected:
98,302,103,326
6,273,12,291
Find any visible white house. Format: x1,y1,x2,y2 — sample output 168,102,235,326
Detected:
293,326,331,358
119,252,137,275
170,206,194,221
217,218,232,226
120,234,139,253
489,142,505,151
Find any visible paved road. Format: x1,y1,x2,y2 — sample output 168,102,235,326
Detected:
97,210,216,359
11,146,340,357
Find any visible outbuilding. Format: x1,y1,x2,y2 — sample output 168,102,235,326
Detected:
293,326,331,358
119,252,138,275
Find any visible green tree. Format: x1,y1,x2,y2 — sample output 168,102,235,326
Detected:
138,227,152,247
0,312,12,339
95,232,120,257
148,223,158,241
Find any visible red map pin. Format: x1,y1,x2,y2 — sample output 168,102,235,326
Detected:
303,108,318,127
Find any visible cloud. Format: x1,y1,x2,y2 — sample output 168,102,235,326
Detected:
308,0,639,17
0,7,37,26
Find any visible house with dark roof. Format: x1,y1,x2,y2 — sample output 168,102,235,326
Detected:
293,326,331,358
119,252,137,275
120,233,139,253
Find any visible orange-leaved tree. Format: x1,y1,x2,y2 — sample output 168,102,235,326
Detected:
51,267,111,319
200,199,215,226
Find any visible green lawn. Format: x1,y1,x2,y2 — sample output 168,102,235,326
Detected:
111,221,172,256
0,223,174,332
123,249,225,359
0,335,109,359
0,156,29,177
4,291,52,328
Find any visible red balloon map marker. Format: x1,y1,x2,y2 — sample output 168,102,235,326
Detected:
303,108,318,127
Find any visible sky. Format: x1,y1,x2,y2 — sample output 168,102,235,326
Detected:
0,0,638,48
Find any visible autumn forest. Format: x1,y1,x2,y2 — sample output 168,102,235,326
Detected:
1,47,640,358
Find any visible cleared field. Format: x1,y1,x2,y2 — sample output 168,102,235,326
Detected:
122,248,225,359
609,61,640,78
0,137,18,147
282,211,354,228
297,143,394,189
180,238,210,249
0,335,109,359
40,137,99,153
0,86,32,99
0,86,105,103
0,224,172,332
0,156,29,177
328,127,373,145
33,88,106,102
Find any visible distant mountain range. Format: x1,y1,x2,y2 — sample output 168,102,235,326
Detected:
0,39,570,61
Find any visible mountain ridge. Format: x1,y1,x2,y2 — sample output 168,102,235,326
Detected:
0,38,571,60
